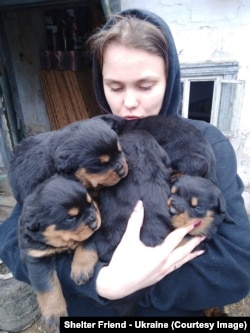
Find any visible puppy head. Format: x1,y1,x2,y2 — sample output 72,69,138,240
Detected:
119,130,172,184
54,117,128,188
20,175,101,256
167,175,226,237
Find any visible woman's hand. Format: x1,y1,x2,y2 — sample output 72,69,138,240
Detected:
96,200,205,300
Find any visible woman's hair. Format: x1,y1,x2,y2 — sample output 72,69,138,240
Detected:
88,15,169,77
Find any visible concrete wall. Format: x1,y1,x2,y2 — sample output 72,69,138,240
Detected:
122,0,250,215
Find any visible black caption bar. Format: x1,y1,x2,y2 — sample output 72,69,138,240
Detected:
60,317,249,331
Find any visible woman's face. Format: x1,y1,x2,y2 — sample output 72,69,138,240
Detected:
102,43,166,119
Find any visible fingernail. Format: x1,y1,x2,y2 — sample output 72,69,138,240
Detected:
200,236,206,241
194,220,202,228
196,250,205,256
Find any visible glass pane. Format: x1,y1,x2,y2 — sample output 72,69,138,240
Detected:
188,81,214,122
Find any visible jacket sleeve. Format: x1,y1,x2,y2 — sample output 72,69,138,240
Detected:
141,123,250,312
0,204,30,283
0,203,111,306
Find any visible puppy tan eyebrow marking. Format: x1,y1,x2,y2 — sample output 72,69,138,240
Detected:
68,207,79,216
117,142,122,152
99,154,111,163
171,186,177,194
86,193,92,203
191,196,198,207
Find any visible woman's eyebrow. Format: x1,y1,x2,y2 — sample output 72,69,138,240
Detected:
104,77,158,84
103,79,121,84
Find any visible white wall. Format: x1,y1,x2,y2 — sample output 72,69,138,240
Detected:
121,0,250,215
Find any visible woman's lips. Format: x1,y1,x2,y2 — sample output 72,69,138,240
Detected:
124,116,141,120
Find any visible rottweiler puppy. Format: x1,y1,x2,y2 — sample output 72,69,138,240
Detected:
93,130,173,315
100,114,217,184
168,174,227,239
8,116,128,204
168,174,229,318
18,175,101,332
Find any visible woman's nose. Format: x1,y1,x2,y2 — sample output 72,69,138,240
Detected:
123,90,139,109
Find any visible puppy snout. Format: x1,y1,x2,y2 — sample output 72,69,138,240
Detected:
116,161,128,178
168,198,182,216
169,205,178,215
87,213,98,230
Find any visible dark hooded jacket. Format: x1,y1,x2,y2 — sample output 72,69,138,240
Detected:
1,9,250,317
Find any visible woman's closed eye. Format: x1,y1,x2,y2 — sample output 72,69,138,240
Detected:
137,84,154,91
110,86,123,92
109,85,153,92
104,81,123,92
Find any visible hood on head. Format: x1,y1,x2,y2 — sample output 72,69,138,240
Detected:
92,8,181,116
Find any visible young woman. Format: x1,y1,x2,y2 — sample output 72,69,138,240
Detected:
1,8,250,317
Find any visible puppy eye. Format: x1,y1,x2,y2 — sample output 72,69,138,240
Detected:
27,222,40,232
193,206,205,215
66,215,77,223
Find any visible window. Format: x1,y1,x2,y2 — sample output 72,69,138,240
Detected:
180,62,244,137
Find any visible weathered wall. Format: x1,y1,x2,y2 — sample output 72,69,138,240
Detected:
1,8,51,136
122,0,250,215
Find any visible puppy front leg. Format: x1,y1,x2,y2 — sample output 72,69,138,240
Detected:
26,256,67,333
71,241,98,285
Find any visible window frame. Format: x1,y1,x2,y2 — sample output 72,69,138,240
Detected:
180,62,244,137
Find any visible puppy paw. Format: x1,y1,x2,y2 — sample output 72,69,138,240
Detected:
70,266,95,285
71,245,98,285
37,280,68,333
203,307,228,317
41,316,59,333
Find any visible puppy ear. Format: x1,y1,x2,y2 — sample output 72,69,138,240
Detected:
170,172,184,184
25,216,40,232
55,152,76,174
161,152,173,179
97,114,124,133
217,193,227,214
160,150,171,169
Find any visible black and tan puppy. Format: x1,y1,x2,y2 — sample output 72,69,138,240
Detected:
168,174,227,239
8,116,128,204
100,114,217,184
18,175,101,332
167,175,228,317
93,130,173,315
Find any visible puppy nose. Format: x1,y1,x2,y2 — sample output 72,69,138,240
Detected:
87,213,98,230
169,205,178,215
116,162,127,177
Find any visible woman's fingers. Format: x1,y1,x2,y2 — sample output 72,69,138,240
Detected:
121,200,144,242
157,234,206,278
96,200,206,299
162,225,199,252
